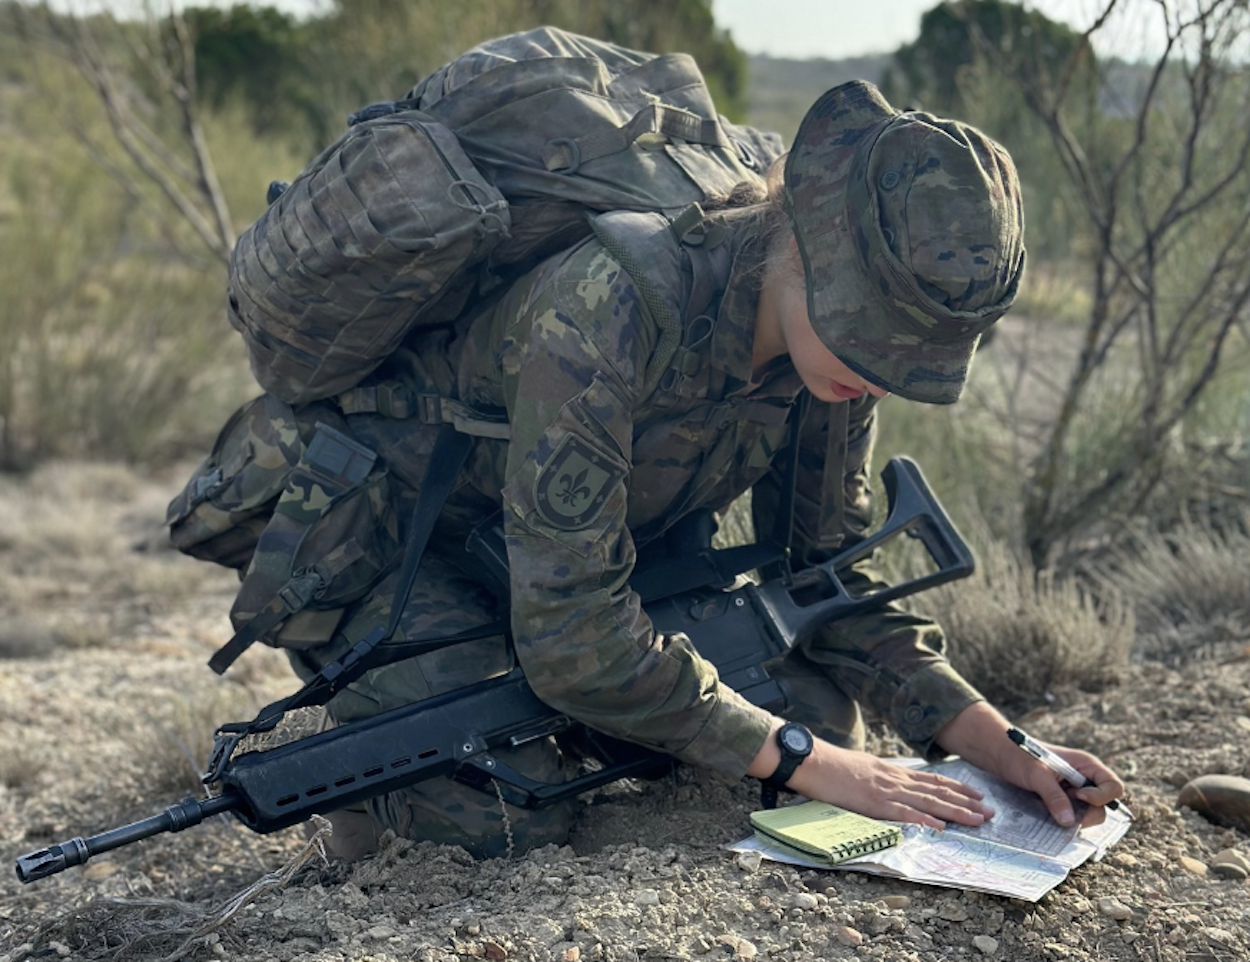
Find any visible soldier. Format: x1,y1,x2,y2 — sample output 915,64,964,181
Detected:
283,81,1126,859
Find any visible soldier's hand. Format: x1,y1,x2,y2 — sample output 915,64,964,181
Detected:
935,701,1127,827
787,743,995,829
747,721,993,829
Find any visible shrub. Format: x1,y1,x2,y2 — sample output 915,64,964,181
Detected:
1096,517,1250,665
894,520,1135,716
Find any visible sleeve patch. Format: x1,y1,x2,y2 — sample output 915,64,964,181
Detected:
533,434,626,531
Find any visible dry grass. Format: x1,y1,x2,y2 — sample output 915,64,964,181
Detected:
902,523,1136,716
0,743,42,790
1095,516,1250,664
128,682,268,798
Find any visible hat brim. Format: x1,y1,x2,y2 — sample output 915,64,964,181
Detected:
785,83,985,405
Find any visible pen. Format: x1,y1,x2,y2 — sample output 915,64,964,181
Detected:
1007,728,1133,820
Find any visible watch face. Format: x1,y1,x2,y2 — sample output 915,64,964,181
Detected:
779,724,813,755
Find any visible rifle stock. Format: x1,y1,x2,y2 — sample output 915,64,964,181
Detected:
15,456,972,883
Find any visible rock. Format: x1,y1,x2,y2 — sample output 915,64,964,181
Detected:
719,935,757,960
868,912,893,936
1178,774,1250,834
1178,856,1209,877
735,851,763,872
973,935,999,955
1210,861,1247,881
483,942,508,961
366,925,399,940
635,889,661,906
82,860,118,880
49,944,71,959
937,899,970,922
1097,896,1133,921
881,895,912,910
790,892,818,910
561,949,581,962
1212,849,1250,873
834,926,864,947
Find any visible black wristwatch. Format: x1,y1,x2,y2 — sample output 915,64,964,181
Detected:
760,722,814,808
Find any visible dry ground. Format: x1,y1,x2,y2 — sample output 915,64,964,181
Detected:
1,458,1249,962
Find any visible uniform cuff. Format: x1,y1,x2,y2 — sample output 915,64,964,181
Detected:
671,684,775,778
890,661,985,760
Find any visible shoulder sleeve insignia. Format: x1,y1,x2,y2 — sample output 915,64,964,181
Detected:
533,434,625,531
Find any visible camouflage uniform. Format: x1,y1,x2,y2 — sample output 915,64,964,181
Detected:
291,213,983,856
277,80,1026,857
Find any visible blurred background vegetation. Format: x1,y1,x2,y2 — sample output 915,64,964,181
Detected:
1,0,1248,706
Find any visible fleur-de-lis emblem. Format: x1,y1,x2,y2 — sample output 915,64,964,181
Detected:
557,468,592,507
535,435,623,531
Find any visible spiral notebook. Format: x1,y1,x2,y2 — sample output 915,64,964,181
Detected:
750,801,903,864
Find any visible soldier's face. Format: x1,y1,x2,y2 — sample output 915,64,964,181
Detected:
776,278,890,404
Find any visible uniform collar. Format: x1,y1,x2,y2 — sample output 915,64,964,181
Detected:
710,208,803,400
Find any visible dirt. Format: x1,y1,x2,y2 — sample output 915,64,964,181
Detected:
1,462,1249,962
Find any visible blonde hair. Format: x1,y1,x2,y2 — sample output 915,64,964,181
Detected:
705,155,801,288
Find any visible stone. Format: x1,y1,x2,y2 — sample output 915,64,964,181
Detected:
973,935,999,955
1178,774,1250,834
366,925,399,940
835,926,864,947
1209,861,1247,881
1178,856,1209,877
1212,849,1250,873
938,900,970,922
82,860,118,880
735,851,763,872
635,889,661,906
790,892,818,911
1097,896,1133,921
881,895,912,910
561,949,580,962
719,935,757,960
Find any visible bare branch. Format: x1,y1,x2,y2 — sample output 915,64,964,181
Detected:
14,3,235,268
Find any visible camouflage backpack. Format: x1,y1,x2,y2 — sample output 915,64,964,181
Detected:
229,25,783,406
175,29,783,673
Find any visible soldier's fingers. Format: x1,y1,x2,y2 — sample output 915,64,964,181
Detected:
916,770,985,801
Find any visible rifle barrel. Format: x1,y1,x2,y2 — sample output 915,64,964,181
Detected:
15,792,240,883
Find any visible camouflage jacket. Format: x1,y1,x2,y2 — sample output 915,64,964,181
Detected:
383,205,983,777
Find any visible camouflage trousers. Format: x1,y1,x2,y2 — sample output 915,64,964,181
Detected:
288,550,867,860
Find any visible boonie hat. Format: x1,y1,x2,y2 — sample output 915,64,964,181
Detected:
785,81,1025,404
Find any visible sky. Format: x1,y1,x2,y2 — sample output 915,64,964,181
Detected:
70,0,1182,62
709,0,1172,61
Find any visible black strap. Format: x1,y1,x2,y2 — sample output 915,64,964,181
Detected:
760,389,810,585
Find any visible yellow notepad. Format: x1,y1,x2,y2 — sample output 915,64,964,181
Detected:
750,800,902,863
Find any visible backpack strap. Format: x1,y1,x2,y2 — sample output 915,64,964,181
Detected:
588,216,683,397
542,103,730,172
336,382,510,439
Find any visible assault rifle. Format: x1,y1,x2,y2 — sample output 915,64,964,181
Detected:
15,456,973,884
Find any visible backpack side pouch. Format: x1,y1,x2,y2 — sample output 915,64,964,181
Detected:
225,421,403,656
166,395,302,570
